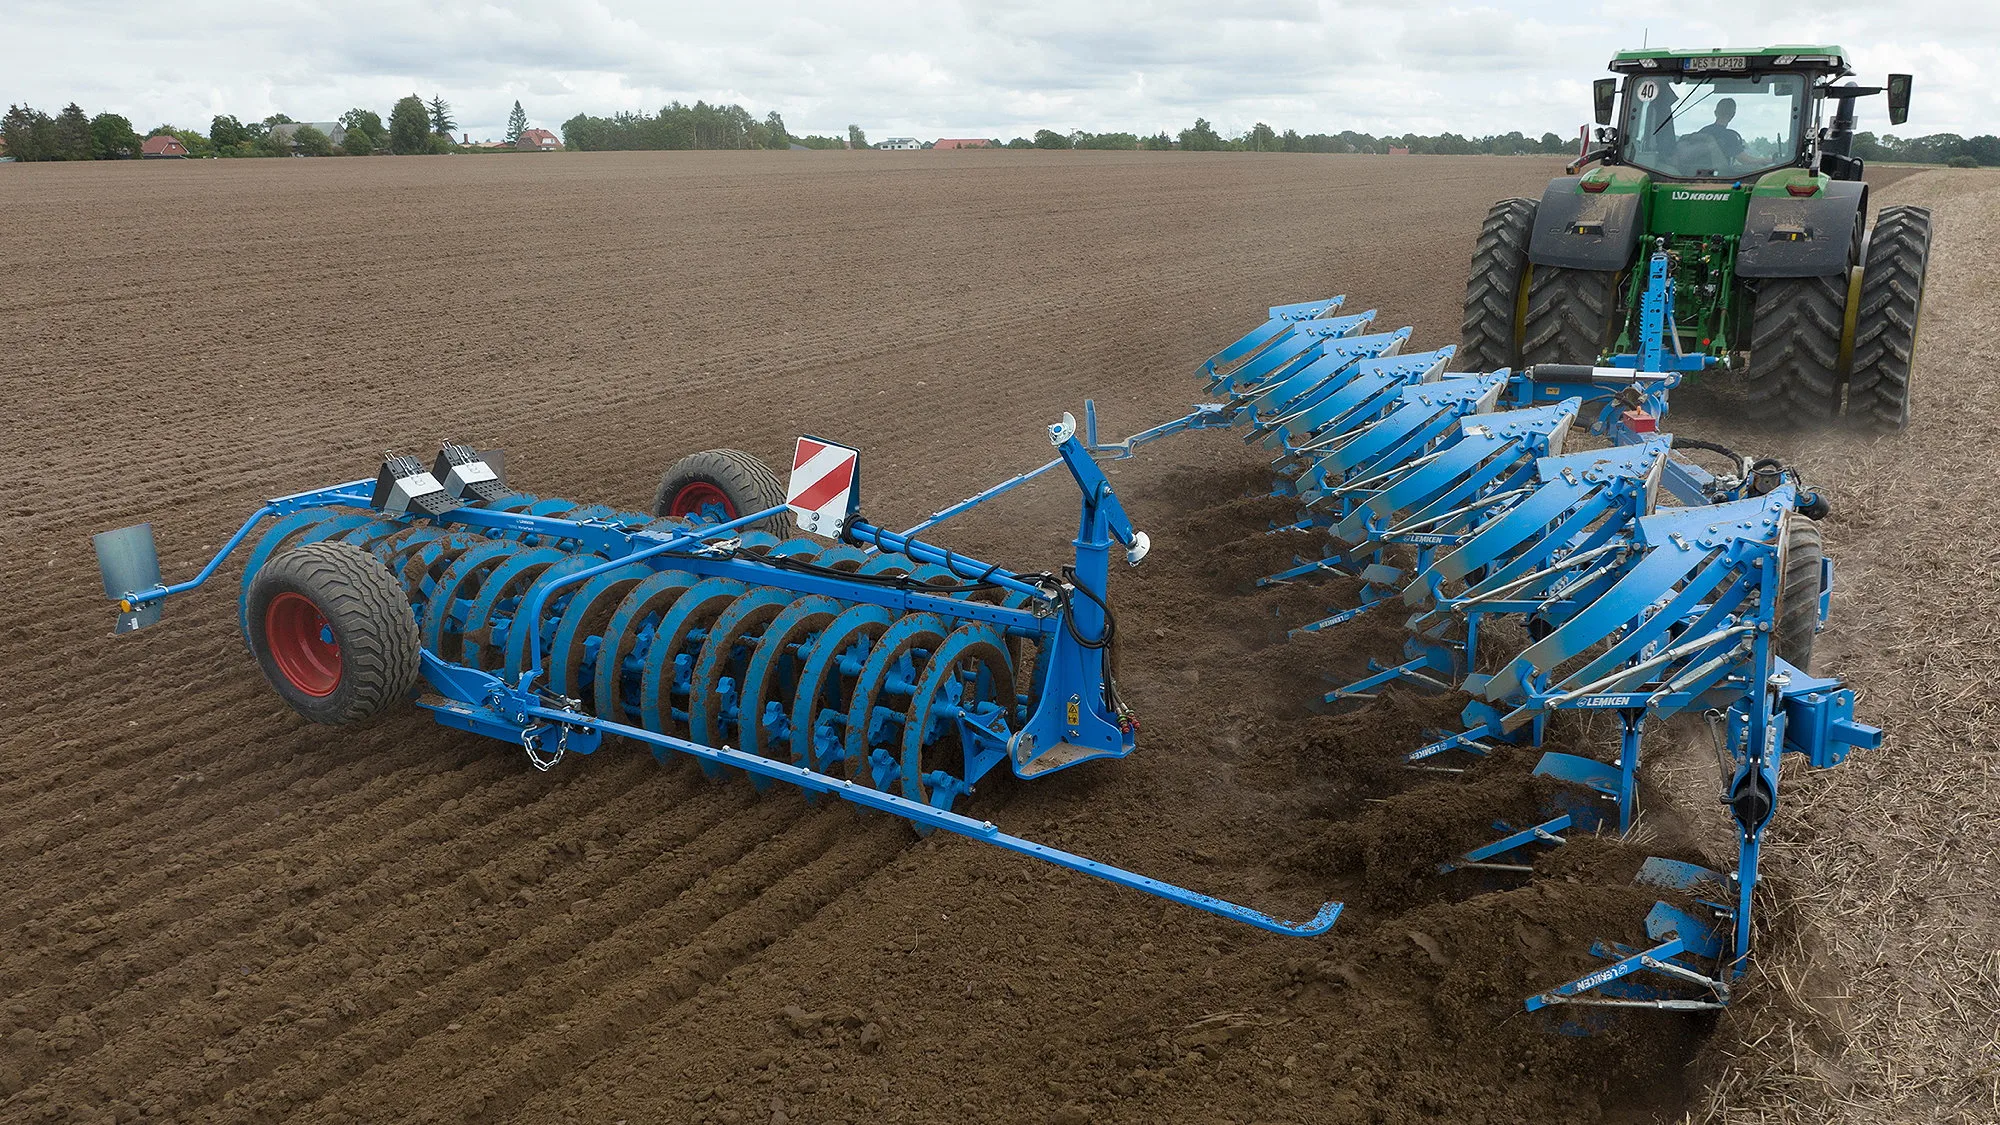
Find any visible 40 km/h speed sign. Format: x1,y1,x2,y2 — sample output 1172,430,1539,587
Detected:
785,436,860,538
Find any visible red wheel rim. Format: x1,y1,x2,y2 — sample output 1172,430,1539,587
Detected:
669,481,736,520
265,592,342,697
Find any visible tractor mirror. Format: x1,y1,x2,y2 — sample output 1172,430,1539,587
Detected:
1594,78,1618,126
1886,74,1912,126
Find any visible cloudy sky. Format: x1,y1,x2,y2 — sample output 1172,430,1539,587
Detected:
9,1,1995,142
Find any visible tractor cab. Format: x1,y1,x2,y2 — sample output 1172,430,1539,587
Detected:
1595,47,1910,184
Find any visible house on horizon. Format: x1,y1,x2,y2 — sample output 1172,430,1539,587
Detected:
878,137,921,150
517,128,562,151
141,134,189,158
932,138,991,150
269,122,347,152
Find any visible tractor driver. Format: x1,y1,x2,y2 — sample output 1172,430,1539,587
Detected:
1691,97,1746,164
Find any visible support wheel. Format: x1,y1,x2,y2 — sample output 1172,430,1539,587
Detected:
1847,205,1932,433
652,449,787,531
1746,275,1845,423
1775,517,1824,672
247,542,420,725
1519,266,1620,368
1456,197,1537,372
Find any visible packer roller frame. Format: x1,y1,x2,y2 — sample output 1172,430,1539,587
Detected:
94,431,1341,938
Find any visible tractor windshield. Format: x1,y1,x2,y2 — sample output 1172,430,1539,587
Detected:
1618,72,1808,180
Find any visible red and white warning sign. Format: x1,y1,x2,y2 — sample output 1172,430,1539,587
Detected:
786,436,860,538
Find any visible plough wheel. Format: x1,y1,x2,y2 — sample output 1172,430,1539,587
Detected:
652,449,787,532
1847,205,1932,433
1520,265,1619,368
1776,517,1824,672
246,542,419,725
1457,196,1537,372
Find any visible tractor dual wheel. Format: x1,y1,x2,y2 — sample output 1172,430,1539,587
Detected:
1746,275,1846,423
652,449,788,532
1847,205,1933,433
245,541,421,725
1456,197,1538,372
1519,265,1621,369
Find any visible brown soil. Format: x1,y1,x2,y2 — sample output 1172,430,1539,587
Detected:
0,151,1980,1125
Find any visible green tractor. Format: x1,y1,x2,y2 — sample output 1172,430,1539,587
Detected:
1460,46,1932,432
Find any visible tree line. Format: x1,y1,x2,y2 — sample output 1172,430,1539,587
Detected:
12,93,1995,167
1,94,542,160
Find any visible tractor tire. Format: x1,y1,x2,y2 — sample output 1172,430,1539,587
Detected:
246,542,421,725
1846,205,1933,433
1775,516,1824,673
1744,275,1846,423
1456,197,1538,372
652,449,788,531
1519,266,1621,368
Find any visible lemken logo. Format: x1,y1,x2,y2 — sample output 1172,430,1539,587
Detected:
1671,190,1733,201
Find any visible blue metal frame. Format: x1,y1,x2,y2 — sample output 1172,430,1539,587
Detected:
98,419,1344,939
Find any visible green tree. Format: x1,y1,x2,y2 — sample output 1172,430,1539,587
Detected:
847,124,867,149
262,113,295,128
390,95,430,154
2,104,55,160
1032,128,1070,149
505,100,527,144
763,109,789,148
257,128,290,157
428,95,455,136
1141,131,1173,151
89,112,141,159
1005,136,1032,149
170,128,213,157
53,102,93,159
210,114,251,149
340,108,384,143
291,124,334,156
1246,122,1277,151
1177,117,1223,151
341,127,375,156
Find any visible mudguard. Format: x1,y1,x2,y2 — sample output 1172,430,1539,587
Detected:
1737,181,1866,277
1527,176,1644,271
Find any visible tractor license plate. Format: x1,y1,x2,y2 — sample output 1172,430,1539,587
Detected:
1685,56,1747,72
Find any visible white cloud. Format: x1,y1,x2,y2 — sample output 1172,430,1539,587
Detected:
5,0,1995,142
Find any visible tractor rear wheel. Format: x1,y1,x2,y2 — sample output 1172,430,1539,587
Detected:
1775,516,1824,673
1519,266,1620,368
652,449,787,531
1846,205,1933,433
246,542,421,725
1456,197,1538,372
1745,275,1846,423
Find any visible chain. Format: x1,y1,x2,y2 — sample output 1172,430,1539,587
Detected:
520,724,569,772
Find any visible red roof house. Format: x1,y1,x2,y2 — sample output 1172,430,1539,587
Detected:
516,128,562,151
142,134,189,158
933,138,991,150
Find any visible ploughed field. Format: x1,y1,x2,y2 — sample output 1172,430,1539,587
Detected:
4,151,1992,1125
